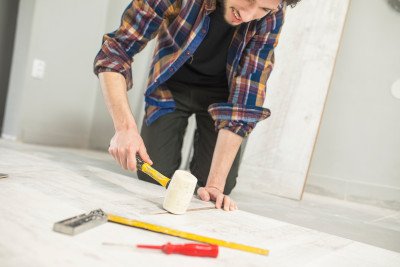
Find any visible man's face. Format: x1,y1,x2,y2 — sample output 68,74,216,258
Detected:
222,0,281,25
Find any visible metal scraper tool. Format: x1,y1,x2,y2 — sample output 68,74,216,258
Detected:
53,209,107,235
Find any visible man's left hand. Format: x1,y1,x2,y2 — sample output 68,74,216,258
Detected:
197,187,238,211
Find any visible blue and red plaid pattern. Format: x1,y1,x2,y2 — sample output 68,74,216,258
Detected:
94,0,286,137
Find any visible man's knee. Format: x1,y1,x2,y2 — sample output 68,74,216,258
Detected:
223,151,240,195
223,175,237,195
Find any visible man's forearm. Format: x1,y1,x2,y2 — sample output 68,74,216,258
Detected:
99,71,152,170
99,72,137,131
206,129,243,191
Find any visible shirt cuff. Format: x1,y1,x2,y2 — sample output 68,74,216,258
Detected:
208,103,271,137
93,39,133,90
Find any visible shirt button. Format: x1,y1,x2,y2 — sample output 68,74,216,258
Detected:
169,67,174,72
185,51,190,56
201,28,207,34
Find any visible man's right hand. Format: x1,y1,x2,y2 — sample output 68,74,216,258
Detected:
108,128,153,172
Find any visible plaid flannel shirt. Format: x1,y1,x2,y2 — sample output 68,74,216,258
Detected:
94,0,286,137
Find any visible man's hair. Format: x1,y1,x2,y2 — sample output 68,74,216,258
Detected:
285,0,301,7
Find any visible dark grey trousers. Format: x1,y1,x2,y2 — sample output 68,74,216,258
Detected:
137,82,240,195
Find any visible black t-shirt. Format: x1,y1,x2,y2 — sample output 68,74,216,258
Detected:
167,0,236,92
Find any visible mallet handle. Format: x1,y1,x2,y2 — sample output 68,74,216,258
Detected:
136,156,170,188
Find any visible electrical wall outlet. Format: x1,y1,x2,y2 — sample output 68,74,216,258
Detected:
31,59,46,79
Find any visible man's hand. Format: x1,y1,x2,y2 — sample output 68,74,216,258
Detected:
108,128,152,172
197,186,238,211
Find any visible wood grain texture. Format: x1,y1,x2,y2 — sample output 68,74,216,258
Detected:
1,140,400,266
238,0,350,199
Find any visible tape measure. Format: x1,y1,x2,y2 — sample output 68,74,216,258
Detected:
107,214,269,256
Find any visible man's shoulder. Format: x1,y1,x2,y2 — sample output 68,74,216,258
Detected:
254,6,286,34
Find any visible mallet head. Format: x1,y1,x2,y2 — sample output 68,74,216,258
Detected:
163,170,197,214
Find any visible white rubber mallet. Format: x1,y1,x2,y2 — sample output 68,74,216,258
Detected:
136,156,197,214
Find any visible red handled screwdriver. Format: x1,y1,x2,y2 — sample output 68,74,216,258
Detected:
137,242,219,258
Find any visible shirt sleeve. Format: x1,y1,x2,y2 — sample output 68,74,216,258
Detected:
93,0,179,89
208,6,286,137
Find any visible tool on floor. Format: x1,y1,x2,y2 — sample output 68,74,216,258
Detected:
53,209,107,235
108,213,268,255
136,155,197,214
53,209,269,256
137,242,219,258
0,173,9,179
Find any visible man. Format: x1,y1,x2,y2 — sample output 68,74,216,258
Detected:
94,0,301,211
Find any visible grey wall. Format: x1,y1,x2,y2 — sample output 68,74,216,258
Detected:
1,0,36,140
307,0,400,209
3,0,109,147
1,0,156,149
0,0,19,133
